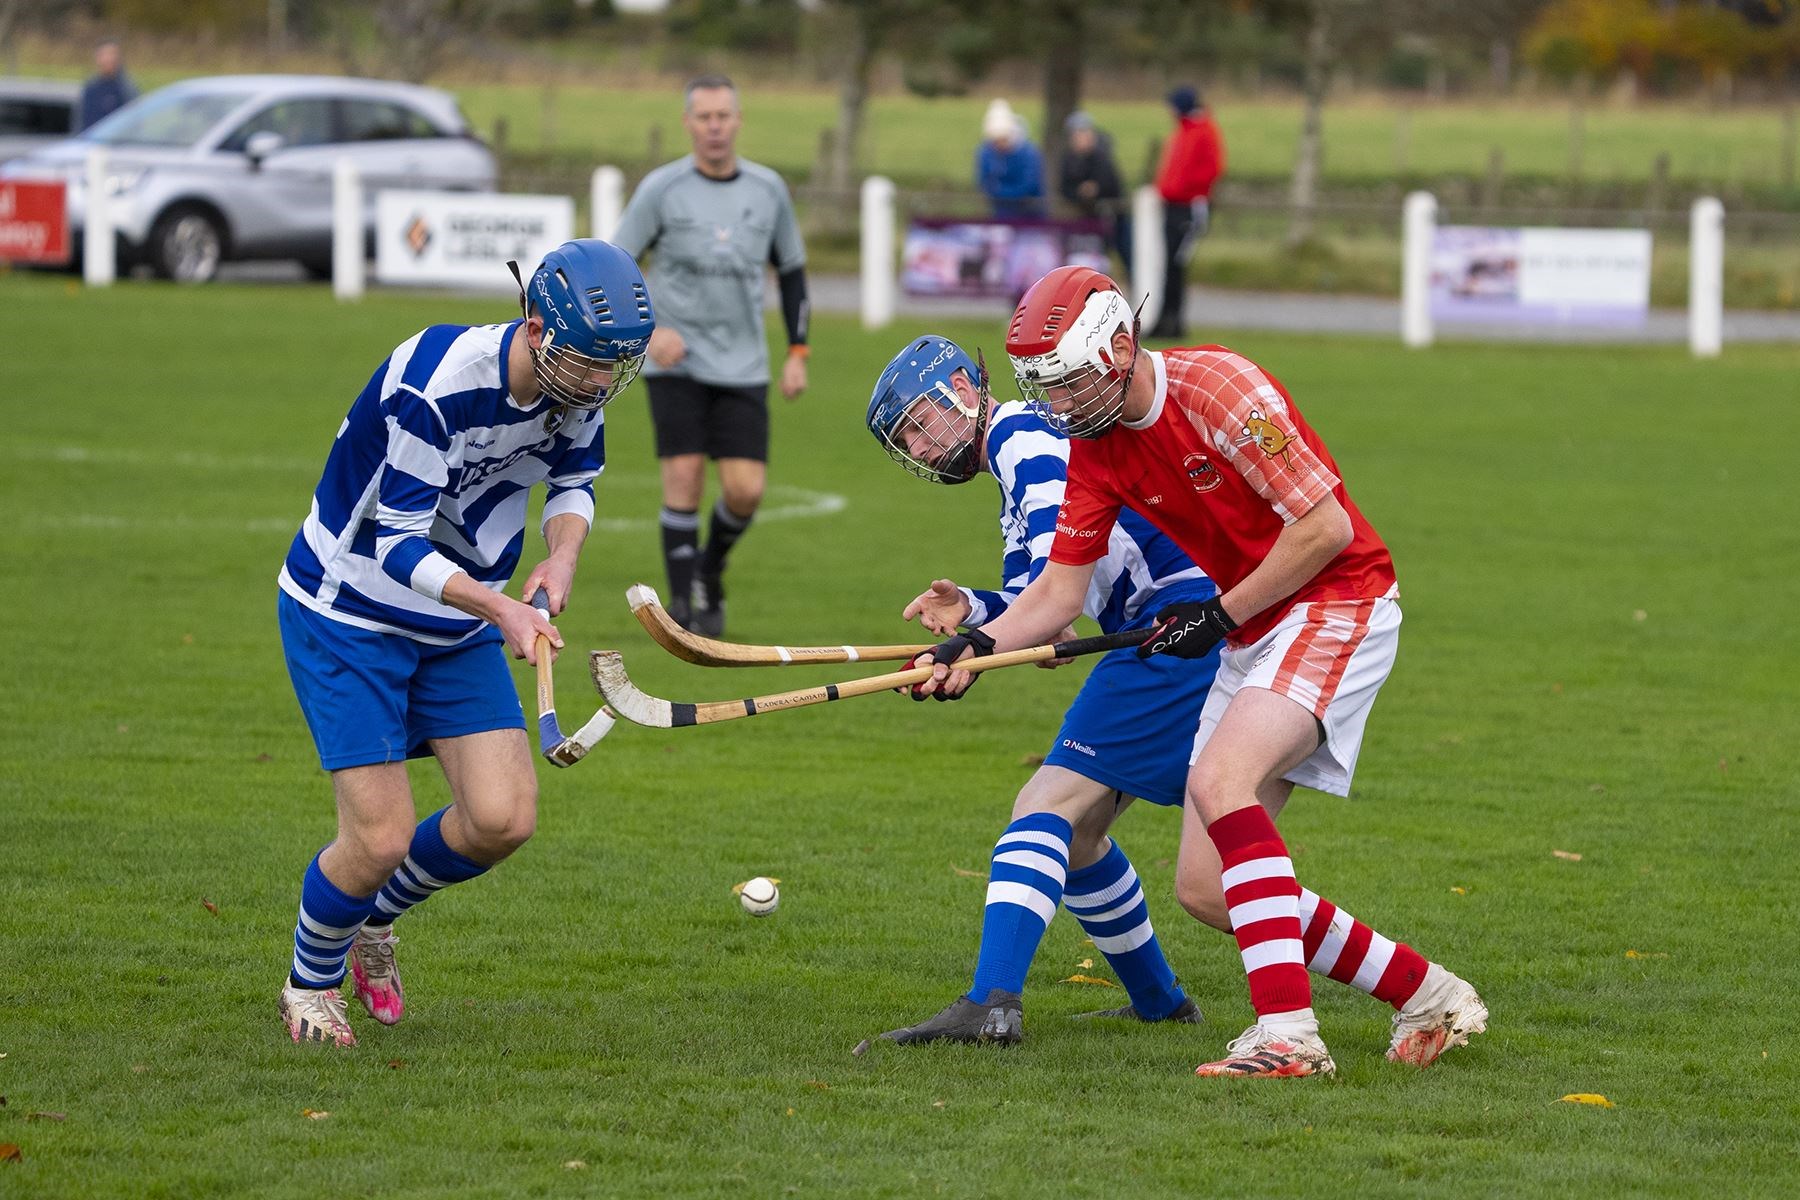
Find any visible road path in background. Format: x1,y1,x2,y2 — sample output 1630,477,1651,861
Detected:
797,272,1800,345
210,262,1800,343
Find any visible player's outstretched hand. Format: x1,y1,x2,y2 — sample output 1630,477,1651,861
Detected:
902,579,972,636
1138,598,1236,660
906,628,995,701
496,597,563,666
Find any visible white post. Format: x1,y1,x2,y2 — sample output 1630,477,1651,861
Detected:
860,175,896,331
1688,196,1723,359
1130,184,1163,330
83,146,114,286
332,158,363,301
591,165,624,242
1401,190,1437,348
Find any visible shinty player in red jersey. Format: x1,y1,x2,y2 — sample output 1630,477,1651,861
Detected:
911,266,1486,1078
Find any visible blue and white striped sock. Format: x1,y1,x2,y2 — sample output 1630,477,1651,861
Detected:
363,807,489,928
1063,840,1187,1020
289,852,378,989
968,812,1072,1001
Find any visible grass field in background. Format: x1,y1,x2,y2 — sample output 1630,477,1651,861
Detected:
2,277,1798,1197
21,57,1800,191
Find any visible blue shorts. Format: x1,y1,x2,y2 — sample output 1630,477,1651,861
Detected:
1041,589,1221,807
278,592,525,771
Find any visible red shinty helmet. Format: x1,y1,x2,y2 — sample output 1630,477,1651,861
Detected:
1005,266,1139,438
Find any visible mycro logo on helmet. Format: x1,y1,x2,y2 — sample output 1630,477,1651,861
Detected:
916,343,957,380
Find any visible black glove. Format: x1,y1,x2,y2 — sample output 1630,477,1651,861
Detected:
911,627,996,701
1137,598,1236,660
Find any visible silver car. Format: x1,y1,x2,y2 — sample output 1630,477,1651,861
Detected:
0,79,79,164
0,74,496,282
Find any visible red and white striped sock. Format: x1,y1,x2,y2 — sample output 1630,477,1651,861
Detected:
1208,805,1312,1027
1298,889,1430,1010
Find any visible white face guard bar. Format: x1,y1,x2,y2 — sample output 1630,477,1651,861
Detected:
1010,290,1138,440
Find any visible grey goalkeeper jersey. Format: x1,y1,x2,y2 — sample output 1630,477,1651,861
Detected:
613,156,806,387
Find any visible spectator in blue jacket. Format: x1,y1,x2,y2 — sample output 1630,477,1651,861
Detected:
79,40,137,131
975,99,1045,218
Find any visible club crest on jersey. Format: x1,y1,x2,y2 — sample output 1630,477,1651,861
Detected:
1240,409,1297,467
1183,451,1223,493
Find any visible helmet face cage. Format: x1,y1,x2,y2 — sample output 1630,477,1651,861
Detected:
875,380,986,484
531,328,645,412
1008,279,1138,441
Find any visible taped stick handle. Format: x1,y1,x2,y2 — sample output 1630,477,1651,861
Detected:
530,586,555,720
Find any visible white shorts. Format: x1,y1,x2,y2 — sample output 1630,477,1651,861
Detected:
1189,588,1401,797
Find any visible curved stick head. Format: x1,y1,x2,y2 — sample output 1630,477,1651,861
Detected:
589,650,674,728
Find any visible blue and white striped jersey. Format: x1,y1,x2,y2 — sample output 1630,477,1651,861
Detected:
278,321,605,644
961,402,1212,634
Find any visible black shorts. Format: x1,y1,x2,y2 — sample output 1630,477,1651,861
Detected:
646,376,770,462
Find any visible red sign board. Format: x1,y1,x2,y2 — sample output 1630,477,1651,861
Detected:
0,181,71,265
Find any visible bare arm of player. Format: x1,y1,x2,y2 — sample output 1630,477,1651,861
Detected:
518,512,590,616
912,559,1093,699
1217,492,1354,626
440,572,561,666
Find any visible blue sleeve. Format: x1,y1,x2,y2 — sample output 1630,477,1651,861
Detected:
372,386,461,599
541,414,606,530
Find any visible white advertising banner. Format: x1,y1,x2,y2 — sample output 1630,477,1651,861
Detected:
375,190,574,290
1431,226,1653,326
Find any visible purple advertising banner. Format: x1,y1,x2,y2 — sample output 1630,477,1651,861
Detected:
1431,225,1653,326
901,216,1111,300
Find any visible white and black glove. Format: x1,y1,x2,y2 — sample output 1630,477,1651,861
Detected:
1137,598,1236,660
910,627,996,701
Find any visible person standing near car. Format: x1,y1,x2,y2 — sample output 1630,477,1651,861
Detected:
78,40,137,131
612,74,810,637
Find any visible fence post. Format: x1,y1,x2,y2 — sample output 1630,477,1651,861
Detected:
1131,184,1164,330
1688,196,1723,359
83,146,114,286
591,165,624,242
1401,190,1436,349
332,157,363,302
859,175,895,330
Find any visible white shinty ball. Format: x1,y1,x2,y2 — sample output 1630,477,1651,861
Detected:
738,876,779,916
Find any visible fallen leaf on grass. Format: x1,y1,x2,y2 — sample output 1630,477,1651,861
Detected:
254,753,274,763
1075,958,1094,970
1556,1094,1614,1108
950,864,983,879
302,1109,330,1120
1552,850,1582,862
1450,886,1468,896
805,1080,830,1092
1018,753,1046,767
386,1059,406,1070
1718,758,1729,774
201,898,219,916
1,1144,20,1164
24,1113,64,1123
1624,950,1669,960
784,1107,795,1117
931,1099,946,1109
1632,610,1647,623
1058,974,1119,988
563,1161,586,1171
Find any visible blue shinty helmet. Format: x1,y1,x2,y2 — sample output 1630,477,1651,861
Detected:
518,239,655,411
865,335,990,484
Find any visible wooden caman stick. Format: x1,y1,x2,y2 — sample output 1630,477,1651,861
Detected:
530,588,615,765
627,583,933,666
590,626,1154,729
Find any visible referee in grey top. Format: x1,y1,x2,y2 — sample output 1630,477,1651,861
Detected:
613,74,809,637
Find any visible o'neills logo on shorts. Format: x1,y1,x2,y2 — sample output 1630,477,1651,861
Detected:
1056,522,1102,539
1061,738,1096,757
1184,452,1223,493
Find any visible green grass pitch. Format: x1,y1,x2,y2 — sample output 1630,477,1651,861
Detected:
1,276,1797,1197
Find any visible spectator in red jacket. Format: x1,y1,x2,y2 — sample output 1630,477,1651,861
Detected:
1150,85,1225,339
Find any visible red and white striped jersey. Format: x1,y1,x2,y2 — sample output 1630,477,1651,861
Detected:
1049,347,1396,646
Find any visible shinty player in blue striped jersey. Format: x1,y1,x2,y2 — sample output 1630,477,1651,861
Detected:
273,240,654,1047
863,335,1223,1045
